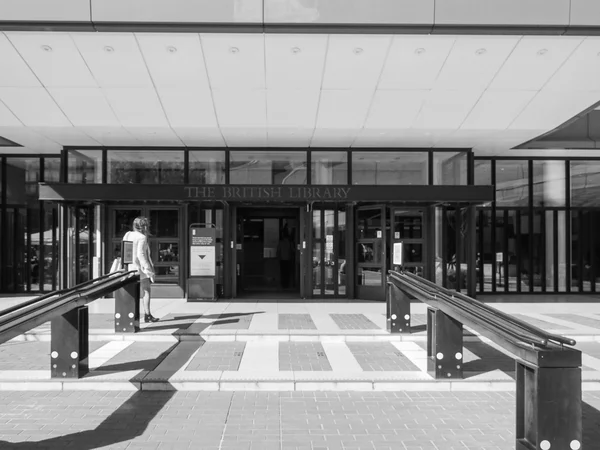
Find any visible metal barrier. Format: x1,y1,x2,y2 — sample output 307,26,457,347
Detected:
387,270,582,450
0,270,140,378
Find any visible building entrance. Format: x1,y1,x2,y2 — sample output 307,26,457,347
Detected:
234,207,301,298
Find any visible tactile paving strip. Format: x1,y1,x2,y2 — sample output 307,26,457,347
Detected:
329,314,379,330
185,342,246,371
278,314,317,330
279,342,332,371
346,342,419,371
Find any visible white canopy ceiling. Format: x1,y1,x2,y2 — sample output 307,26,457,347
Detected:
0,31,600,155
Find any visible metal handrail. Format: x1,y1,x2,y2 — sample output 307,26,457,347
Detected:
388,270,576,348
400,270,576,347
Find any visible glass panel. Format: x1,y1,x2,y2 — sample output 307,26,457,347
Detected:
77,207,91,284
230,151,307,184
570,161,600,207
474,160,492,185
312,211,321,239
533,161,566,207
44,158,61,183
432,152,467,185
114,210,142,238
323,211,335,295
352,152,428,185
107,150,185,184
312,240,321,295
189,151,226,184
404,244,423,263
357,208,383,239
496,161,529,207
357,242,381,264
311,152,347,185
67,150,102,183
42,205,58,291
357,267,382,286
158,243,179,262
150,210,179,238
6,158,40,205
394,212,422,239
156,266,179,277
337,211,347,296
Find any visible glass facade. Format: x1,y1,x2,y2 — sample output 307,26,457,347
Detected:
230,151,307,185
352,151,428,185
107,150,185,184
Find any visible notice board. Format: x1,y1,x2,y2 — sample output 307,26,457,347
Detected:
190,226,216,277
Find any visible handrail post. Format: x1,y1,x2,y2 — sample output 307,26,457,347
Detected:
427,308,463,379
516,359,582,450
386,280,412,334
50,306,89,379
114,280,140,333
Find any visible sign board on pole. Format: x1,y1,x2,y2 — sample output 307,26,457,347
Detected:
393,242,403,266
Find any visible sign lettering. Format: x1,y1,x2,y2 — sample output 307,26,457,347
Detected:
184,186,351,201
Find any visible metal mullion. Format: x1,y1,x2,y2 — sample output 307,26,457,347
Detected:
52,206,58,291
320,208,325,297
477,209,484,293
39,201,45,292
13,207,18,291
306,151,312,185
75,207,80,285
491,206,497,293
590,212,596,293
26,207,32,292
184,151,189,184
225,151,230,184
553,210,559,292
347,151,352,185
528,160,534,294
565,161,571,293
578,211,584,292
455,205,462,292
503,210,509,292
540,211,546,292
428,151,434,185
334,206,339,297
441,206,448,288
89,206,95,282
102,149,107,184
516,210,522,293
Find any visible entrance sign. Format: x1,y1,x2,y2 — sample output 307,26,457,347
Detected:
191,245,215,276
393,242,403,266
188,225,217,301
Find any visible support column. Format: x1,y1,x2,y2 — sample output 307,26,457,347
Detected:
50,306,89,378
427,308,463,379
386,282,411,333
115,282,140,333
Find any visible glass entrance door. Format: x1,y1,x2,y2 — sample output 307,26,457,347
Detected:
390,208,426,278
109,205,183,297
356,205,387,301
311,206,347,298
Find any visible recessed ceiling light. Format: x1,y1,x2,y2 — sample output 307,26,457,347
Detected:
475,48,487,55
229,47,239,54
104,46,114,53
537,48,548,56
291,47,301,54
166,46,177,54
40,45,52,52
353,47,363,55
415,48,426,55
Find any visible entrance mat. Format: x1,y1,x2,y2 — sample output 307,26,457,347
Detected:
329,314,379,330
209,313,254,330
185,342,246,371
346,342,420,371
279,342,332,371
278,314,317,330
546,314,600,330
0,341,107,371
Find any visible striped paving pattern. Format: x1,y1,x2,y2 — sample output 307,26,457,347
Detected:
329,313,379,330
279,342,332,371
347,342,420,371
185,342,246,371
278,313,317,330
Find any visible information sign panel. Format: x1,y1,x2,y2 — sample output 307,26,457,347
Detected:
190,227,216,277
393,242,403,266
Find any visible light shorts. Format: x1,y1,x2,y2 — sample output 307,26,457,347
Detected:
140,278,152,296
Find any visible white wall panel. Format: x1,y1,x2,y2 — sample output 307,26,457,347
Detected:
544,38,600,92
434,37,519,90
172,127,225,146
267,90,319,129
379,37,454,90
0,88,71,127
72,33,153,88
48,88,121,127
461,90,537,130
136,34,211,89
7,33,97,88
364,90,428,129
212,90,266,128
315,90,373,129
490,37,583,91
103,88,169,128
0,0,90,21
570,0,600,26
202,34,265,90
322,36,391,90
92,0,261,23
157,87,218,128
0,34,40,88
265,35,327,90
412,89,481,130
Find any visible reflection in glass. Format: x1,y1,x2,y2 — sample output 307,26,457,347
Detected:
150,210,179,238
496,161,529,207
114,210,142,238
156,266,179,276
357,268,382,286
533,161,566,207
404,244,423,263
68,150,102,183
311,152,347,185
312,240,321,295
158,243,179,262
474,160,492,185
189,151,225,184
44,158,61,183
6,159,40,205
432,152,467,185
107,150,185,184
357,208,383,239
394,212,422,239
352,152,427,185
571,161,600,207
230,151,306,184
357,242,381,264
337,211,347,296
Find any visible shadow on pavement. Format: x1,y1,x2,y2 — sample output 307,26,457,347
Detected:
0,342,201,449
583,401,600,447
462,339,516,379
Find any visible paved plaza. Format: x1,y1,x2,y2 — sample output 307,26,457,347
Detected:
1,297,600,448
